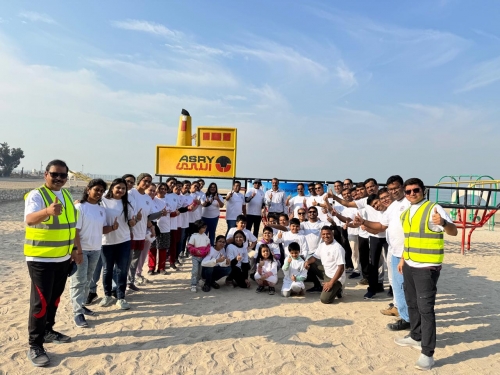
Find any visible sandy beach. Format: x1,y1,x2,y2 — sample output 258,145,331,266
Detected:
1,182,500,374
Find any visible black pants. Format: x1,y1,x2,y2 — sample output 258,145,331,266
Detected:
403,262,441,357
367,236,387,293
306,259,324,288
229,262,250,288
246,214,262,238
358,236,370,279
27,259,71,348
339,227,354,269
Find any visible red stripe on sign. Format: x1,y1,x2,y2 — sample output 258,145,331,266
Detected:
212,133,221,141
181,121,187,131
223,133,231,141
203,132,210,140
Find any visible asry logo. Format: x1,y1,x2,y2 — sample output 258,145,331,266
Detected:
176,155,232,173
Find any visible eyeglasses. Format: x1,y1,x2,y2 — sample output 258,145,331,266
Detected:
308,211,318,214
315,187,323,190
405,188,421,195
298,212,306,215
48,172,68,179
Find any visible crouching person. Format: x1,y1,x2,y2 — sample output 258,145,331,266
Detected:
201,235,231,292
281,242,307,297
305,226,346,304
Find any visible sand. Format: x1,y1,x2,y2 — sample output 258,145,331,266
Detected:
1,183,500,374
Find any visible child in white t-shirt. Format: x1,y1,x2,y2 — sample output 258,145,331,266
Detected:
254,244,278,295
281,242,308,297
188,220,211,292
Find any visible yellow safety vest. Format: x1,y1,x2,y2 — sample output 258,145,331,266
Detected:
24,186,77,258
400,200,444,264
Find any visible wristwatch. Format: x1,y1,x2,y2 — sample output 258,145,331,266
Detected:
442,220,448,227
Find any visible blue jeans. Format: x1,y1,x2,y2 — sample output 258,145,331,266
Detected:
70,250,101,315
226,220,237,236
102,241,131,300
89,255,102,294
202,266,231,285
202,216,219,246
191,256,203,286
177,228,187,258
391,255,409,322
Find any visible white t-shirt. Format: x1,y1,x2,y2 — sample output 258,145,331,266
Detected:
201,247,229,267
178,194,193,229
380,198,411,257
129,189,154,240
254,241,281,258
274,231,310,258
314,241,346,284
354,197,370,238
226,228,257,248
364,205,386,238
188,232,210,248
167,193,181,230
24,188,72,263
189,191,204,222
227,244,249,269
300,220,325,254
405,200,452,268
288,195,307,216
245,187,265,216
201,194,224,219
101,197,134,245
75,202,106,251
225,192,245,220
307,194,328,222
265,189,286,213
157,196,173,233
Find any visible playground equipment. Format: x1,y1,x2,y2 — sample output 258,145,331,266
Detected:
433,176,500,254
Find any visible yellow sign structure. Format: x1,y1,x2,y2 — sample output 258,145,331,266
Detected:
156,109,237,178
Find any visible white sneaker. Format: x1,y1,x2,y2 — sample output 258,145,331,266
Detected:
394,335,422,349
191,285,197,292
415,354,434,371
99,295,115,307
116,299,130,310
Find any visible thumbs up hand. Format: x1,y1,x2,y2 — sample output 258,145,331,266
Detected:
112,217,119,231
136,208,143,221
432,207,444,226
47,197,63,216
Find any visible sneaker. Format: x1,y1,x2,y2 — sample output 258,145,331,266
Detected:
135,276,145,285
336,288,343,299
358,278,369,285
394,335,422,349
415,353,435,371
27,346,50,367
175,260,182,266
211,282,220,289
44,330,71,344
345,267,354,274
161,270,170,276
127,283,140,292
376,283,385,293
363,291,375,300
99,295,115,307
387,285,393,297
306,286,323,293
82,306,98,316
147,270,156,276
179,252,186,258
348,272,360,279
171,264,179,271
380,305,399,317
74,314,88,328
202,283,211,292
84,292,98,305
191,285,197,292
256,286,265,293
269,287,275,295
387,319,411,331
116,299,130,310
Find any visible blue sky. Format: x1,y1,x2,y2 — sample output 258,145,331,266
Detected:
1,1,499,185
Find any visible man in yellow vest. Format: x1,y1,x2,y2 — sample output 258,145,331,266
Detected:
24,159,82,367
394,178,457,371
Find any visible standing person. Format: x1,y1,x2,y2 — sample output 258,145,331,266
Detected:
187,220,211,292
24,159,80,367
201,182,225,245
245,179,265,237
300,206,325,256
127,173,156,291
304,226,346,304
177,180,195,260
307,183,329,222
225,180,246,234
333,181,344,197
354,175,411,330
100,179,136,310
343,179,353,190
264,178,286,216
394,178,457,371
149,183,172,275
166,178,181,270
286,183,307,218
71,179,114,328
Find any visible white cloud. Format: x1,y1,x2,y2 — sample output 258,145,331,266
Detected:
472,29,500,43
456,56,500,93
111,19,182,39
336,61,357,88
18,11,56,24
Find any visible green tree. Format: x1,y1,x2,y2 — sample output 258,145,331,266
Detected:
0,142,25,177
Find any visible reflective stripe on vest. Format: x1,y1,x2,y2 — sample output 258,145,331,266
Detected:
400,200,444,264
24,186,77,258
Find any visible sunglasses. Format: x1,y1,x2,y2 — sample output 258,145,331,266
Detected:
48,172,68,179
298,212,306,215
405,188,421,195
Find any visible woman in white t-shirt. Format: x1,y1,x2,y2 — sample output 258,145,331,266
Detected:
99,178,136,310
201,182,225,246
70,179,116,327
